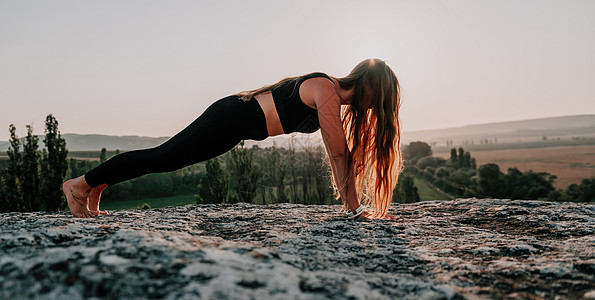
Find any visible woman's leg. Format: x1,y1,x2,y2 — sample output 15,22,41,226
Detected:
88,184,108,215
64,95,268,217
84,95,266,187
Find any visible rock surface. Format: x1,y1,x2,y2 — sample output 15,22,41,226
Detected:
0,198,594,299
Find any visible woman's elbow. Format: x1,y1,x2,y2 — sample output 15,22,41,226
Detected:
331,151,347,162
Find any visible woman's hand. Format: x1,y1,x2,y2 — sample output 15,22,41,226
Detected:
382,213,399,220
354,211,399,220
355,210,373,220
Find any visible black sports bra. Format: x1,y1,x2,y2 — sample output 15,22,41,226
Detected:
271,72,334,134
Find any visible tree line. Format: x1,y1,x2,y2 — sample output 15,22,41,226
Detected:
0,115,68,212
11,116,591,214
0,114,420,212
402,141,594,202
196,141,336,205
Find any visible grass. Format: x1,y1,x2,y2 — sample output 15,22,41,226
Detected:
100,194,197,211
100,179,450,211
412,176,453,201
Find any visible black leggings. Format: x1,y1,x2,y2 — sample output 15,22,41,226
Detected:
84,95,268,187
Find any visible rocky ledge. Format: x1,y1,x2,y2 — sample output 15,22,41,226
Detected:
0,198,594,299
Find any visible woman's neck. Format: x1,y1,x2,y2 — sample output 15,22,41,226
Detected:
332,79,354,105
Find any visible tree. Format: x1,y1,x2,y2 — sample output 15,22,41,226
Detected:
477,163,505,198
577,178,595,202
393,174,420,203
39,114,69,211
463,152,472,169
196,157,229,204
0,172,4,211
287,140,298,202
457,148,465,168
227,141,260,203
403,141,432,163
450,148,457,164
502,168,555,200
100,148,108,163
2,124,23,212
21,125,41,211
310,145,333,204
547,189,571,202
449,169,472,186
561,178,595,202
416,156,446,170
266,144,286,203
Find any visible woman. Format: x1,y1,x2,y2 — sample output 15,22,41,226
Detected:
63,58,402,219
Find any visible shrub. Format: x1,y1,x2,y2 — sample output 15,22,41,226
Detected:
449,170,472,186
426,167,436,175
416,156,446,170
435,167,450,178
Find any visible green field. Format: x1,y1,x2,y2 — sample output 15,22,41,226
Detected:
100,194,197,211
100,178,450,211
412,176,453,201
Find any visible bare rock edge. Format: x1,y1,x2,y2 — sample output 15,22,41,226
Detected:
1,198,594,299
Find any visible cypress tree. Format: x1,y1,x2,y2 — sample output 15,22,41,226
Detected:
457,148,465,168
21,125,40,211
477,163,505,198
450,148,457,164
196,157,228,204
268,145,286,203
0,171,4,211
393,174,420,203
100,148,107,163
40,114,69,211
68,158,78,179
3,124,23,212
463,151,471,169
227,141,259,203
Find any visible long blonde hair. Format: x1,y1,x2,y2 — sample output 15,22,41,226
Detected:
337,59,402,218
239,59,402,218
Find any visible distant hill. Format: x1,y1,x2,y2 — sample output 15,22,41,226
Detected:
1,115,594,151
401,115,595,144
0,133,323,152
0,134,170,152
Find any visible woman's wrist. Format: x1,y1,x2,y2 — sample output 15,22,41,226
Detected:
344,204,365,219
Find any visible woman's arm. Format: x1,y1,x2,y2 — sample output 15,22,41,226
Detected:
311,81,361,212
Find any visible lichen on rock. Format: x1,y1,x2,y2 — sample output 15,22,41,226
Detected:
0,198,593,299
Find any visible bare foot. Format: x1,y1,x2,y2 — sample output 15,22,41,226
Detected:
88,184,108,215
63,179,97,218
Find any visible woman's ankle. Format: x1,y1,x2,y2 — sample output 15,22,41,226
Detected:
71,176,92,195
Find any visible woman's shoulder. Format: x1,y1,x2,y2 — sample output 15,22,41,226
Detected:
299,72,338,107
300,72,335,91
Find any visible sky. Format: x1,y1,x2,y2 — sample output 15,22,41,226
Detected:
1,0,594,141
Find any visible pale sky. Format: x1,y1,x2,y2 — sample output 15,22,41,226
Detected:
1,0,594,141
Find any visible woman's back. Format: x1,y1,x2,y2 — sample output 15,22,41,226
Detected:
271,72,334,134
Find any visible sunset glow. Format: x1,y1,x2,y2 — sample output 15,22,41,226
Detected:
0,0,593,141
